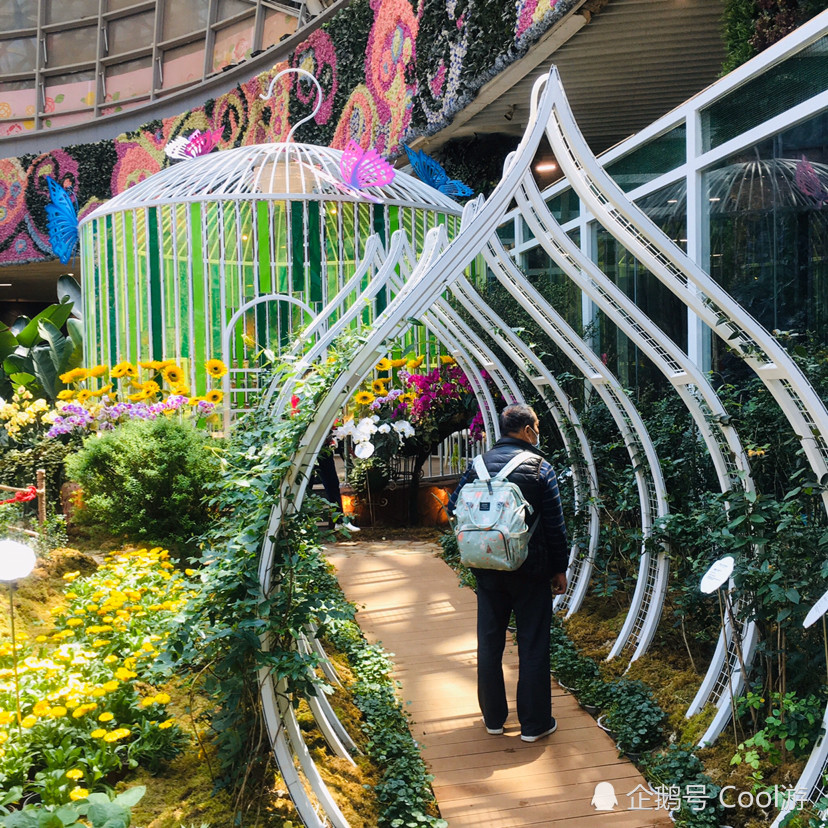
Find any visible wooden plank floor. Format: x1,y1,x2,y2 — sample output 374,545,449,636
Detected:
326,539,673,827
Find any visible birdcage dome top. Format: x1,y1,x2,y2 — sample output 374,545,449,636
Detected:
82,142,463,223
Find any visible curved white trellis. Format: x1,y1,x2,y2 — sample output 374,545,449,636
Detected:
479,228,668,644
513,147,761,724
536,67,828,800
244,65,828,826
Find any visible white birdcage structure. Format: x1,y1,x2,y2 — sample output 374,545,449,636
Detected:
78,140,462,405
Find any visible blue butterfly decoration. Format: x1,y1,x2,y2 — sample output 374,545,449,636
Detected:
403,145,473,199
44,175,79,264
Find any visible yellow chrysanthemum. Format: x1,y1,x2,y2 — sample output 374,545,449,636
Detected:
103,727,131,743
205,359,228,378
154,692,171,705
390,358,408,368
66,768,84,780
90,728,106,738
59,367,89,384
162,365,184,384
69,788,89,801
204,389,223,404
375,358,392,372
32,700,50,717
371,380,387,395
354,391,375,406
111,361,137,378
56,389,75,401
158,719,175,730
48,706,67,718
21,715,37,728
66,618,83,627
440,355,456,365
0,711,13,725
98,712,114,722
102,680,119,692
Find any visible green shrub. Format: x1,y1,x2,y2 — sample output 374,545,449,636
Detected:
65,418,218,544
605,679,667,754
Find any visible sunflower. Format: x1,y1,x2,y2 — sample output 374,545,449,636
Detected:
59,367,88,384
390,358,408,368
128,391,148,402
142,380,160,396
354,391,375,406
139,360,162,371
375,358,392,372
371,379,387,395
171,383,190,397
76,390,92,404
111,361,137,379
162,365,184,385
88,365,108,378
205,359,228,378
95,384,113,397
399,392,416,404
406,356,424,370
204,389,224,404
440,355,456,365
57,389,75,401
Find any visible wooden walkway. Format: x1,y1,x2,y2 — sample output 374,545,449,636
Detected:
327,538,674,827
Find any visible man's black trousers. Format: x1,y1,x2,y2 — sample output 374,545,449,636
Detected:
475,571,553,738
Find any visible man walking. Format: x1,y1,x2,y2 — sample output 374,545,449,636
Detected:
447,404,568,742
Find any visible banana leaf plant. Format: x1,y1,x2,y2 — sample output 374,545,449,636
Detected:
1,274,83,401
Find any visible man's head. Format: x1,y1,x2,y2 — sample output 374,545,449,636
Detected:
499,404,540,447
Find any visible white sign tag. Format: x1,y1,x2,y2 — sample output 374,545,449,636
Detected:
700,556,734,594
803,589,828,629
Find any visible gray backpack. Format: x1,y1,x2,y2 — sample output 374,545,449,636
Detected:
453,451,538,571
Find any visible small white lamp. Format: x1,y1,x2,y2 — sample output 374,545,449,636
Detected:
0,539,37,731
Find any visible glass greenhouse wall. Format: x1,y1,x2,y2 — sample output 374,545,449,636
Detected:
499,20,828,396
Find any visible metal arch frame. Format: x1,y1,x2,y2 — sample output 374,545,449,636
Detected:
480,228,668,643
255,81,557,825
446,271,602,616
514,163,763,714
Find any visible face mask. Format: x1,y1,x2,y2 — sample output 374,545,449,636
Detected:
530,426,540,447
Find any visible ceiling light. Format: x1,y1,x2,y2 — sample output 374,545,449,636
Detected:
535,162,557,173
0,283,11,287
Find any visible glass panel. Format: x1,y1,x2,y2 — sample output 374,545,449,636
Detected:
0,2,37,30
546,188,579,223
708,109,828,380
162,0,208,41
45,70,96,112
0,80,36,119
212,18,255,72
522,245,582,334
108,11,154,55
702,35,828,152
218,0,252,19
161,42,203,89
0,37,36,74
496,221,515,251
47,27,98,67
262,9,295,48
104,56,152,110
0,119,34,137
46,0,98,25
605,123,687,193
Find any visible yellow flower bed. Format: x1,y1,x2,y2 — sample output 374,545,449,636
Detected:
0,547,192,806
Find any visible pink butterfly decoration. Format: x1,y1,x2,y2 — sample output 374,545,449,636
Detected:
795,155,828,206
165,129,222,161
339,141,396,190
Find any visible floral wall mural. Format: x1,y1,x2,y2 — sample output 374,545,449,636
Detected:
0,0,578,266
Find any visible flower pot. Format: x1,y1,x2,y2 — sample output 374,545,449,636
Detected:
582,703,599,715
556,680,577,693
596,714,613,735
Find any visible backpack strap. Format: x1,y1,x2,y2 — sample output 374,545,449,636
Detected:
472,455,491,481
493,451,537,482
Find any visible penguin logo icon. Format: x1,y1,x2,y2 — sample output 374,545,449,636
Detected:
591,781,618,811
